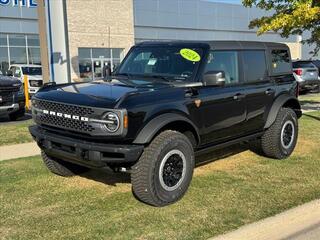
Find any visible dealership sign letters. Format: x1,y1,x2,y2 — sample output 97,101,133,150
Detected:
0,0,37,8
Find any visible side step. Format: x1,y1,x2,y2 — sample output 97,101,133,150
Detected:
195,132,263,156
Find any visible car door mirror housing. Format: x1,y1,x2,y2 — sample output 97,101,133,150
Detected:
203,71,226,86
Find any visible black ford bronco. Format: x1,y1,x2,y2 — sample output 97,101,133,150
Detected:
30,41,301,206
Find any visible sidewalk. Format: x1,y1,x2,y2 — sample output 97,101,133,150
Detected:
0,142,40,161
210,199,320,240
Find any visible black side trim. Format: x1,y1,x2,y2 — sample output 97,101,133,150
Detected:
264,94,301,129
195,132,263,156
133,113,200,145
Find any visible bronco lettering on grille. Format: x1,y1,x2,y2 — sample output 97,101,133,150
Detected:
42,109,89,122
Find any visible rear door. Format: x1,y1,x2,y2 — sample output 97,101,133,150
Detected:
241,50,275,133
196,50,247,145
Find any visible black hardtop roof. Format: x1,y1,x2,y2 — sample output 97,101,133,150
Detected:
136,40,289,50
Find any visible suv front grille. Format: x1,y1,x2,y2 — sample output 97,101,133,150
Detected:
33,99,96,134
33,99,95,116
29,80,43,87
38,114,95,132
0,91,14,106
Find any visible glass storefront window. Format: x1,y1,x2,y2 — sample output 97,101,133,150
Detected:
92,48,111,59
79,48,91,59
78,48,124,80
27,35,40,47
28,47,41,65
0,34,40,72
9,35,26,46
9,47,27,64
0,47,9,74
0,34,7,46
112,48,123,59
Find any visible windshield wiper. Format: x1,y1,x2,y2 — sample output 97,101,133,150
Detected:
113,73,133,78
148,75,172,82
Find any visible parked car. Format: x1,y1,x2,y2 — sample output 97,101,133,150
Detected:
8,65,43,96
311,59,320,72
0,75,25,120
292,60,320,92
29,41,301,206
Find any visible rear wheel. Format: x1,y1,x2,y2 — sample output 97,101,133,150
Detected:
261,108,298,159
131,130,195,207
41,151,89,177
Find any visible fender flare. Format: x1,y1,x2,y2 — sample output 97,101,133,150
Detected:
264,94,301,129
133,113,200,145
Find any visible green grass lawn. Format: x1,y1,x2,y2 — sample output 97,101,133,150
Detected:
299,92,320,103
1,112,320,240
0,120,33,146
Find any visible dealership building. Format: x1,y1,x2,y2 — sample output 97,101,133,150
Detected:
0,0,313,83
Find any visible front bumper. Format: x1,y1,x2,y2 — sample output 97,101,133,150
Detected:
29,125,144,168
0,103,19,115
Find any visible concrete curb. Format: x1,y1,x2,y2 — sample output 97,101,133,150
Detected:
0,142,40,161
210,199,320,240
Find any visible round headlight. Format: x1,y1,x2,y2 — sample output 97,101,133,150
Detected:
103,112,120,132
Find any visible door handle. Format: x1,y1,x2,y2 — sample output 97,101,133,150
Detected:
265,89,275,95
233,93,245,100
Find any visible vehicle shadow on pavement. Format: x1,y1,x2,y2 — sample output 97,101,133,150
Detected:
196,143,248,167
78,144,250,186
303,113,320,121
79,168,131,186
0,114,32,123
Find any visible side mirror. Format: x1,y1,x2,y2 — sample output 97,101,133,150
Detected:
203,71,225,86
6,70,13,77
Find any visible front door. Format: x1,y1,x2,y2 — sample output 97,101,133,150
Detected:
196,50,247,146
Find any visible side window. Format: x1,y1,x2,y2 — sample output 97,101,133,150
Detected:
271,49,291,74
14,67,21,78
204,51,239,85
242,50,268,83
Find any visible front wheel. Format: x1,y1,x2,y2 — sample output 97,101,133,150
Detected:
41,151,89,177
131,130,195,207
261,108,298,159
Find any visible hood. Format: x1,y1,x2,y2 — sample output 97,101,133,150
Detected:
35,78,171,109
0,76,21,88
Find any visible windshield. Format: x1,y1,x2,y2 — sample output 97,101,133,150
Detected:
116,46,204,82
22,67,42,76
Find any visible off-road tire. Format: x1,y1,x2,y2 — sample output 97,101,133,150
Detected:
131,130,195,207
8,108,25,121
41,150,89,177
261,108,298,159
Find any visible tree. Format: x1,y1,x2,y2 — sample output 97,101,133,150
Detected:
242,0,320,55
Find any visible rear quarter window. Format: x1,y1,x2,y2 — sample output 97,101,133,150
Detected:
292,61,315,68
242,50,268,83
271,49,291,74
